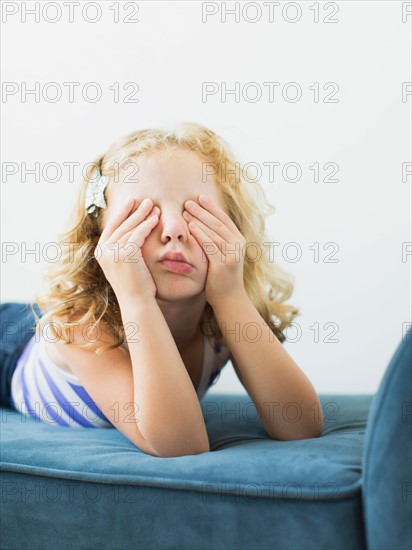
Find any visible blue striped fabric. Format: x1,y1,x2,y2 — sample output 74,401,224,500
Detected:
10,335,112,428
10,334,230,428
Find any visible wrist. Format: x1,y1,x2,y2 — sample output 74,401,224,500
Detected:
210,288,249,313
118,295,158,316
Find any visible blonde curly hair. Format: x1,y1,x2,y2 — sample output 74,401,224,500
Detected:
32,122,301,354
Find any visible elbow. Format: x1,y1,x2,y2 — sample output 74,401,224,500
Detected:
148,443,211,459
160,446,210,458
295,425,323,441
141,434,211,458
269,430,322,442
135,419,211,457
267,419,324,442
283,403,324,440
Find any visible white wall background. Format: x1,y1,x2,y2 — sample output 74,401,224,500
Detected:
1,1,411,396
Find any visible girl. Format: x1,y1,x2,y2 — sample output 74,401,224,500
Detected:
1,122,323,457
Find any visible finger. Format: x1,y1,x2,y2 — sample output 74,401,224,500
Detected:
99,198,135,246
126,210,159,246
184,208,240,257
188,221,223,261
104,199,155,246
115,206,158,247
184,198,240,242
187,217,226,251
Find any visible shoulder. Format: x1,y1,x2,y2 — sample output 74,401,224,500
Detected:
50,311,119,353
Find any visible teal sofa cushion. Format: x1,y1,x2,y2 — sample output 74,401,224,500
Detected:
1,393,372,550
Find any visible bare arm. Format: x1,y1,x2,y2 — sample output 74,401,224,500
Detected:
86,196,209,457
52,301,209,457
212,290,324,441
119,297,210,457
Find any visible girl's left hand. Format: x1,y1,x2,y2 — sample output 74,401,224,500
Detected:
183,194,246,308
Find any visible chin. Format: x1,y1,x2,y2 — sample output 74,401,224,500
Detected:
155,282,204,302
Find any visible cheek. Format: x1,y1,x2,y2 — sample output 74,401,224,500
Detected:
140,237,154,261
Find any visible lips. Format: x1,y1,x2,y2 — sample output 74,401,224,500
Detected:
158,251,192,265
158,250,193,274
159,259,193,274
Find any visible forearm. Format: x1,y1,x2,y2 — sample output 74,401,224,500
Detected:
212,291,324,441
119,298,210,457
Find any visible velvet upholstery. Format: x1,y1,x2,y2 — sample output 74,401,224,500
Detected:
362,327,412,550
0,394,373,550
1,327,410,549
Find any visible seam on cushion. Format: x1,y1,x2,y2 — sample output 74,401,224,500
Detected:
0,463,364,501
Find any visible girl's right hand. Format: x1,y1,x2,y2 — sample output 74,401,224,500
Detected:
94,197,160,303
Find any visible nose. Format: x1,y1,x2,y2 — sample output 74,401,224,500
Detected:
157,208,190,243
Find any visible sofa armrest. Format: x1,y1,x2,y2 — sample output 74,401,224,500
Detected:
362,325,412,550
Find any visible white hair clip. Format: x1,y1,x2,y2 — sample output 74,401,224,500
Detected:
85,168,109,216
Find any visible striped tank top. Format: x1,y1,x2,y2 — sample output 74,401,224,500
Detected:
10,331,230,428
